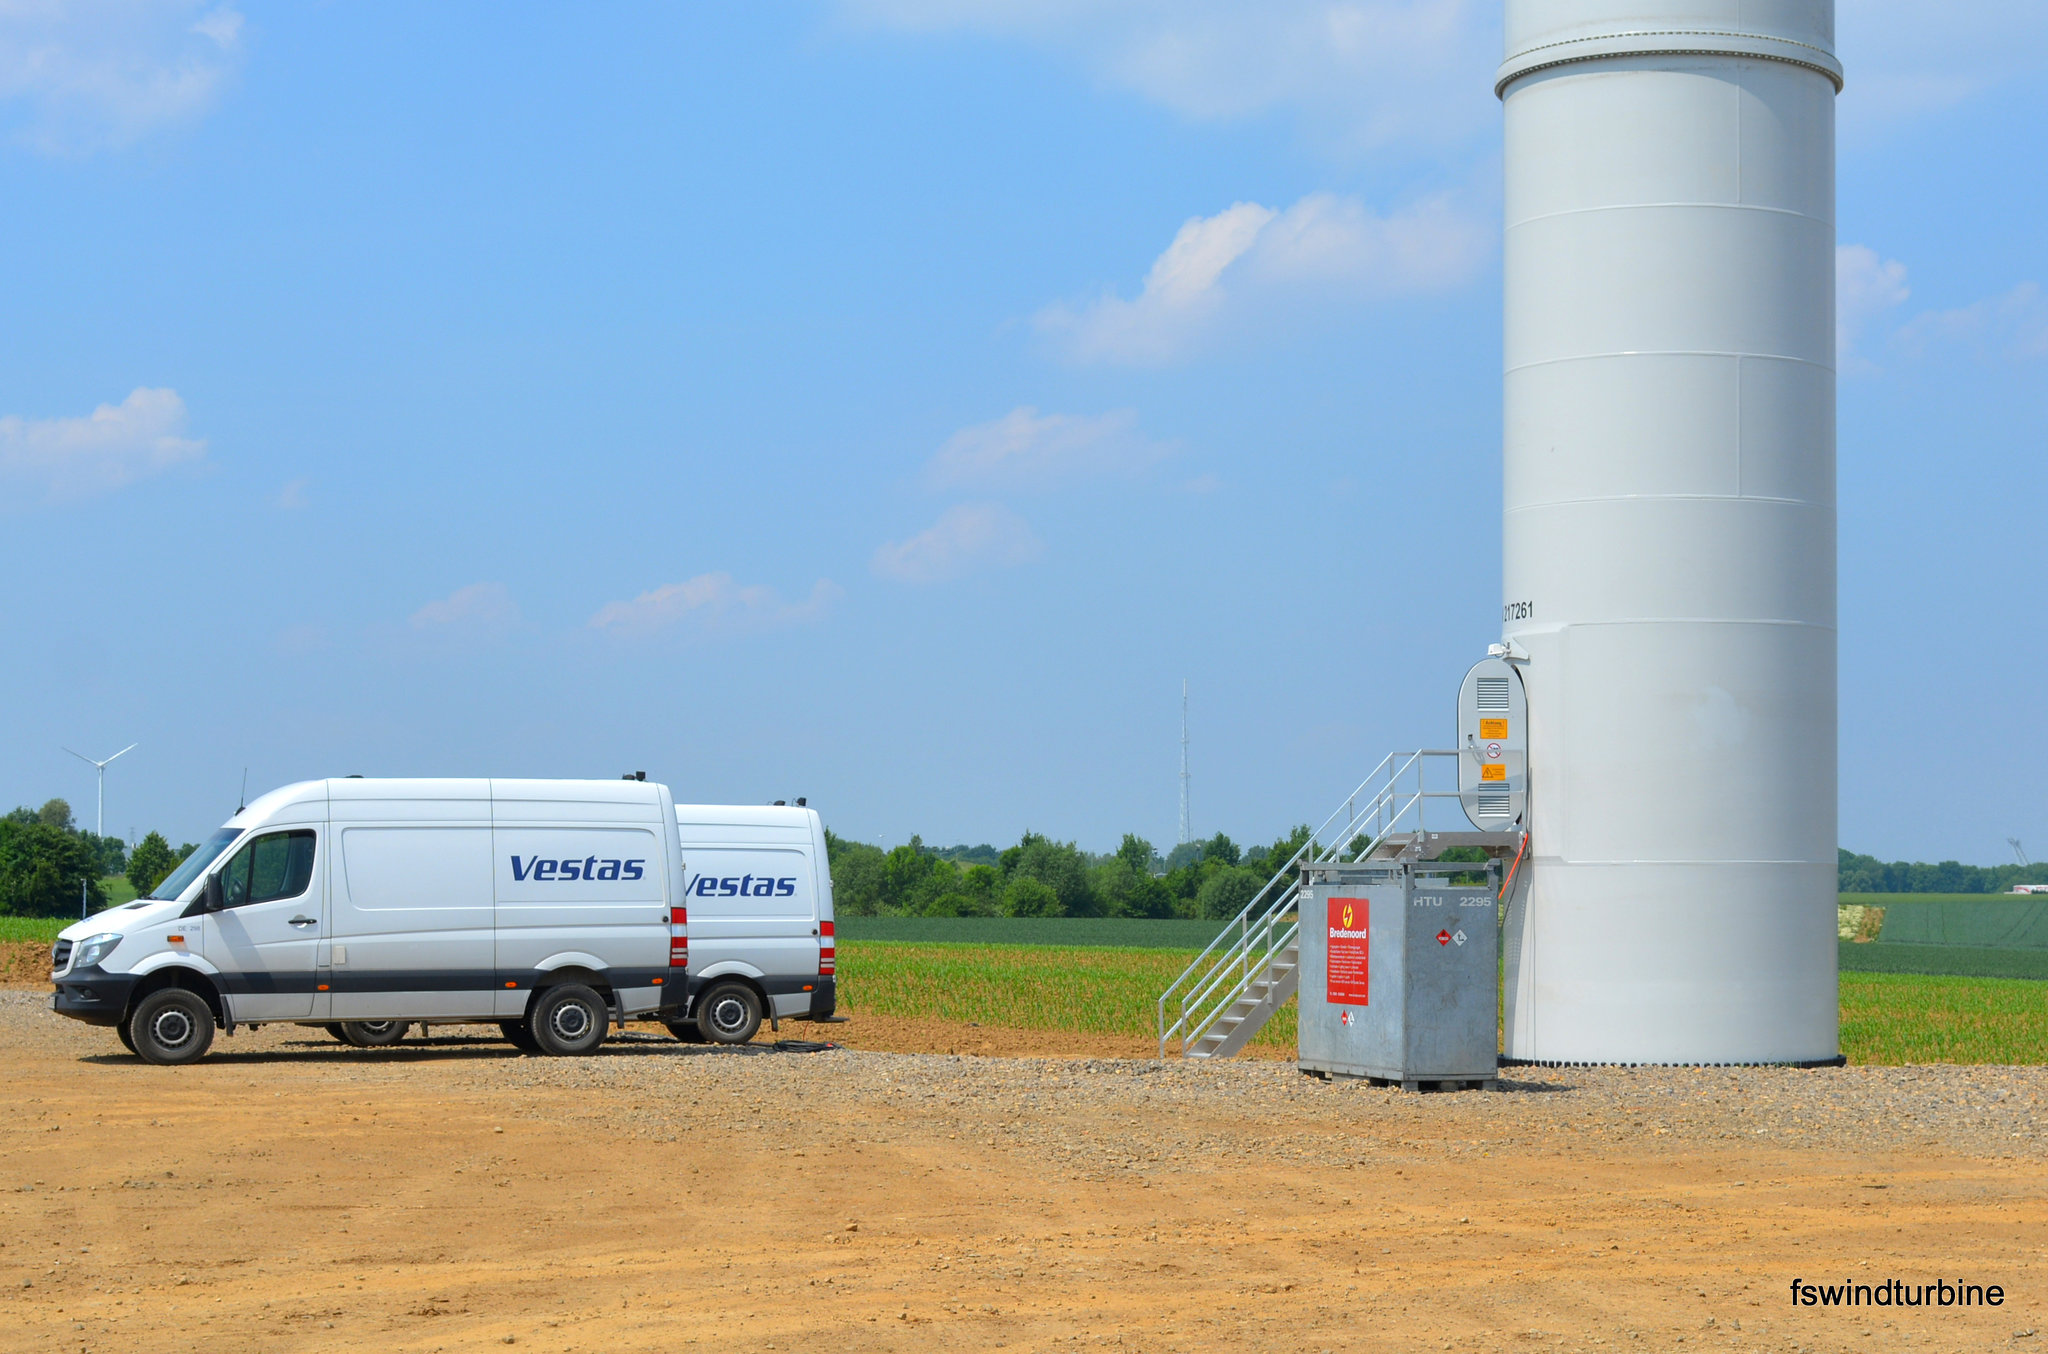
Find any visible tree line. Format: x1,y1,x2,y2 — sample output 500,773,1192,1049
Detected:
1837,848,2048,895
825,827,1317,920
10,790,2036,920
0,799,195,917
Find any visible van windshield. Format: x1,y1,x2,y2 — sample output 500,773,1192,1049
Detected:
145,828,243,901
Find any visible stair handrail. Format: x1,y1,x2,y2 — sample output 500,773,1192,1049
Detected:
1155,749,1468,1057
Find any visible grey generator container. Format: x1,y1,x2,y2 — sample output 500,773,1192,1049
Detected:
1298,862,1501,1088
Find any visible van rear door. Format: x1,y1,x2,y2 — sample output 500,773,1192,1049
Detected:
685,846,818,983
492,781,669,1012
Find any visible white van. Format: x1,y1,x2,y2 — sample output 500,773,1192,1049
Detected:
666,803,837,1044
50,777,690,1064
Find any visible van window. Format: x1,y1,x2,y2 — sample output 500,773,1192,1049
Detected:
147,826,240,901
683,848,812,915
219,830,317,908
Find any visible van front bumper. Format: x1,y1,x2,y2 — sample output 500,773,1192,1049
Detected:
50,967,138,1027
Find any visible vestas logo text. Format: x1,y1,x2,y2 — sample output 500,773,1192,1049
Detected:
509,856,646,882
691,875,797,898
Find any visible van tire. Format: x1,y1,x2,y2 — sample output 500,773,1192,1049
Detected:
500,1021,542,1054
696,981,763,1045
529,984,608,1057
323,1023,352,1043
116,1019,138,1054
338,1020,409,1048
663,1017,709,1044
128,988,215,1066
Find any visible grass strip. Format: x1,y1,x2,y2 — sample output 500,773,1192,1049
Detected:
0,917,70,943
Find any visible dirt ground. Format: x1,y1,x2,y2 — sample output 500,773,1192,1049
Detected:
1,990,2043,1354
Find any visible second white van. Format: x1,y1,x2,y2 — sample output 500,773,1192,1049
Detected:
668,803,837,1044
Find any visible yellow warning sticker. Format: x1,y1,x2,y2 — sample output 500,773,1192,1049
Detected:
1480,764,1507,783
1479,718,1508,739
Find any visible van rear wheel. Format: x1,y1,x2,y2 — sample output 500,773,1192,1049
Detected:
338,1020,409,1048
127,988,215,1066
696,981,763,1045
663,1017,709,1044
529,984,608,1056
500,1020,542,1054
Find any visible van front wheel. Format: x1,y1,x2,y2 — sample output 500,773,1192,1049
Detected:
696,981,762,1045
127,988,216,1065
529,984,608,1057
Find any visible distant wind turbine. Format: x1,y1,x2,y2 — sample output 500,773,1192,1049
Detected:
63,743,138,839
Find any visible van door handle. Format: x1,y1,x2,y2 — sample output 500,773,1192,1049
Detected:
288,916,318,927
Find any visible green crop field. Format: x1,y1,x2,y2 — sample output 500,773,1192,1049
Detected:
1839,971,2048,1064
9,908,2043,1063
836,941,2045,1066
838,940,1296,1051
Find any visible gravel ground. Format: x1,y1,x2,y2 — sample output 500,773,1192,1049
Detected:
13,992,2047,1169
6,992,2046,1354
214,1020,2048,1169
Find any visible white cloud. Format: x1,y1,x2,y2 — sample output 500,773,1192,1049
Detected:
1837,243,1910,368
273,476,308,510
0,386,206,499
849,2,2048,151
871,503,1042,584
1839,2,2048,130
1036,191,1487,364
927,407,1171,491
588,573,841,637
410,582,521,638
839,0,1500,155
1834,245,2048,369
0,1,245,153
1894,282,2048,363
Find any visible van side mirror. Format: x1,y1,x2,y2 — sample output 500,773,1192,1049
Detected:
203,873,225,913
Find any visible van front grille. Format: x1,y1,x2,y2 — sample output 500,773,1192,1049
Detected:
52,939,72,973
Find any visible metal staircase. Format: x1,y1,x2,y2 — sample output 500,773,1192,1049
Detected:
1157,749,1516,1059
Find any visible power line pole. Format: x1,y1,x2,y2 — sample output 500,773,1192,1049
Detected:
1178,680,1191,846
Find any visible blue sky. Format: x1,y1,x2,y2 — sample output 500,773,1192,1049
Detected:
2,2,2044,862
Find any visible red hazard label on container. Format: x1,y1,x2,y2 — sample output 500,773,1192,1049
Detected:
1437,929,1452,946
1326,897,1370,1006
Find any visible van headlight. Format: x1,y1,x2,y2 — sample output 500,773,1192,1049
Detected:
70,934,122,970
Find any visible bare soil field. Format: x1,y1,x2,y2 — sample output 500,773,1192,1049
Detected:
2,991,2044,1354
